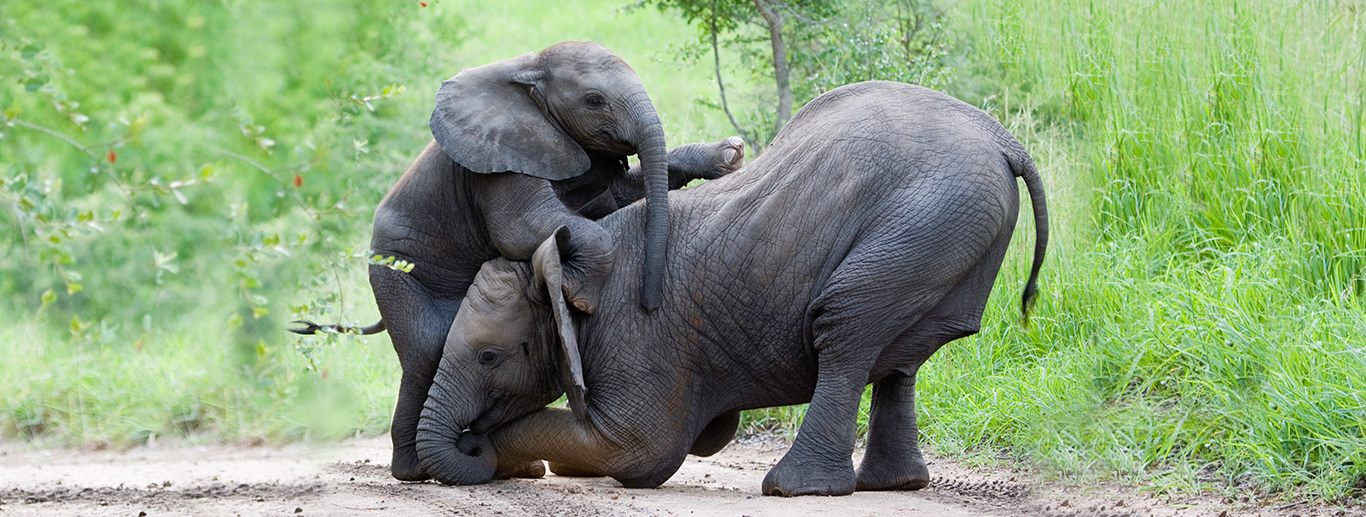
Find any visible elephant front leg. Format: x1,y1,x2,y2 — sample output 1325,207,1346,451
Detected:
370,266,461,482
491,407,684,489
490,407,608,477
495,459,548,479
665,136,745,184
855,373,930,491
611,136,745,206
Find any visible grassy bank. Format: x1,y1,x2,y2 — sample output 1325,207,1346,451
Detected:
910,0,1366,500
741,0,1365,501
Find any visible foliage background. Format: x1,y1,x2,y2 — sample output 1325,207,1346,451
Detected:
2,0,1363,502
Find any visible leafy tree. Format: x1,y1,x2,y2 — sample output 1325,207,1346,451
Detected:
639,0,952,151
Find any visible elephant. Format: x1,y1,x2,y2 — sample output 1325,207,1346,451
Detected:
414,81,1049,496
289,41,745,481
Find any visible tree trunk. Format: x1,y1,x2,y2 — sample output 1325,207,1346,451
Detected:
754,0,792,136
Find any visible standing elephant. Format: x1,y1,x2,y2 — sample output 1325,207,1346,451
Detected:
291,41,744,481
414,81,1049,495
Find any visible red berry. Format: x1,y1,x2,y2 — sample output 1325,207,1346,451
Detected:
107,150,117,164
420,1,427,6
293,174,303,188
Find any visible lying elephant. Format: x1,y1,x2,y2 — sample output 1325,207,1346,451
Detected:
416,81,1049,496
289,41,744,481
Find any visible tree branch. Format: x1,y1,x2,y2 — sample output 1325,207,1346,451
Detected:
754,0,792,135
13,119,101,161
13,118,141,214
214,147,325,230
711,1,757,151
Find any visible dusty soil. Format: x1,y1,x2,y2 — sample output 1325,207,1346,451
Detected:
1,435,1361,517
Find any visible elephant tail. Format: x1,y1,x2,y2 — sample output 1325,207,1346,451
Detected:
1005,145,1048,328
287,318,387,336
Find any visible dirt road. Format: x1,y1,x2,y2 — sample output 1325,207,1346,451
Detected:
1,435,1358,516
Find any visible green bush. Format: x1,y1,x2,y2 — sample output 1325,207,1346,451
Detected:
0,0,459,444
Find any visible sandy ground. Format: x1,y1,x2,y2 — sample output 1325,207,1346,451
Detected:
2,435,1362,517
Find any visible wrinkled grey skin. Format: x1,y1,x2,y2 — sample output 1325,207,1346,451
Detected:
416,82,1049,495
290,41,744,482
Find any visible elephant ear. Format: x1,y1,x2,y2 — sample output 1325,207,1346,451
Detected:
532,226,588,421
430,53,591,180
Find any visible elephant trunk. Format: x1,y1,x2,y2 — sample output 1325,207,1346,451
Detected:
414,363,497,485
627,92,669,311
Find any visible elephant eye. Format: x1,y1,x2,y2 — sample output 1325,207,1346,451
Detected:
585,94,608,109
478,350,499,366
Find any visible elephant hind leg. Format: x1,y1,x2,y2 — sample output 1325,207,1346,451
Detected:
762,211,1006,497
855,372,929,491
760,265,943,496
689,411,741,457
855,318,978,492
857,218,1016,492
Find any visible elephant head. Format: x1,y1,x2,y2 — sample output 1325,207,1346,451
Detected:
415,228,581,485
430,41,668,310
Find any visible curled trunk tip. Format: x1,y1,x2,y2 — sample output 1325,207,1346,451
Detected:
415,421,497,485
414,368,497,485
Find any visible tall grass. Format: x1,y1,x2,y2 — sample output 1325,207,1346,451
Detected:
913,0,1366,499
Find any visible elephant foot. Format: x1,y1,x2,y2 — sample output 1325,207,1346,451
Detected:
761,453,855,497
716,136,745,174
496,460,547,479
854,452,930,491
391,446,431,481
672,137,746,183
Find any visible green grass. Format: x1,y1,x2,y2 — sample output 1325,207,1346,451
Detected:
0,319,396,445
4,0,1365,503
906,0,1366,501
745,0,1365,501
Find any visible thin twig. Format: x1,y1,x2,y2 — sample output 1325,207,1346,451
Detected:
213,147,325,230
711,1,756,151
13,118,143,229
213,147,284,182
327,503,389,511
12,119,100,160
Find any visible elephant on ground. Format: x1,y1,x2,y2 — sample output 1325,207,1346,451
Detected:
290,41,745,481
415,81,1049,496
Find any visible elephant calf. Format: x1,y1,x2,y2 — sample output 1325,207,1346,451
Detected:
290,41,744,482
416,81,1049,496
